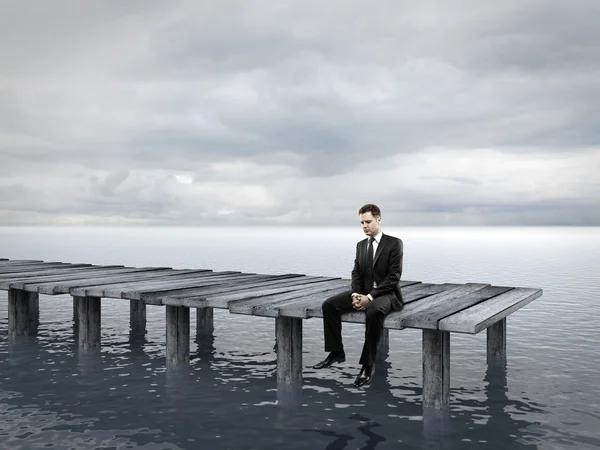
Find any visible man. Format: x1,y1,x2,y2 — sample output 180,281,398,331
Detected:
313,204,404,387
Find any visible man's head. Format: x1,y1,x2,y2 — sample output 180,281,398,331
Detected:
358,204,382,237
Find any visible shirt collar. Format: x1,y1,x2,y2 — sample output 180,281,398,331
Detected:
371,232,383,243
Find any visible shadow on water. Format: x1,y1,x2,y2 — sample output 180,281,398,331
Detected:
0,323,547,450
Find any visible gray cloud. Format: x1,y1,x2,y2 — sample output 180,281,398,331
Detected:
0,0,599,225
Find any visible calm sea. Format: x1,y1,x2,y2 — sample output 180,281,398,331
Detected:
0,226,599,450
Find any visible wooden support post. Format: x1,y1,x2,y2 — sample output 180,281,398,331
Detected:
8,289,39,338
166,305,190,365
75,295,101,351
130,299,146,324
276,317,303,406
422,329,450,410
196,307,214,335
487,318,506,362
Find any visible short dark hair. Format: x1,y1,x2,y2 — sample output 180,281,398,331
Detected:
358,204,381,218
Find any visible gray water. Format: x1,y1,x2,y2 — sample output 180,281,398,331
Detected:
0,226,599,450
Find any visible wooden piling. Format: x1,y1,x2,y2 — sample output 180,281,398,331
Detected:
166,305,190,365
196,307,214,335
422,329,450,409
130,299,146,324
8,289,39,338
487,318,506,362
75,295,101,351
276,317,302,405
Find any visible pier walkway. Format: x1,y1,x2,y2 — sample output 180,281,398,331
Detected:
0,258,543,412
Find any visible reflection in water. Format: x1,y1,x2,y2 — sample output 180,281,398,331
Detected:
0,308,559,449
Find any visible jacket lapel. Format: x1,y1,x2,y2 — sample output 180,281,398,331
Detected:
373,234,387,266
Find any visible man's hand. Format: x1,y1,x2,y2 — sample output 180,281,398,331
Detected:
351,294,371,311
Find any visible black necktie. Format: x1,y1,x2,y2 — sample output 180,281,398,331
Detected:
367,237,374,264
365,237,375,292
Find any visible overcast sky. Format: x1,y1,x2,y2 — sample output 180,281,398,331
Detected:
1,0,599,226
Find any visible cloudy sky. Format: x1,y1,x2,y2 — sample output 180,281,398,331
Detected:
1,0,599,226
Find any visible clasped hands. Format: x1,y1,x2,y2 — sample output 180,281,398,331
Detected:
351,293,371,311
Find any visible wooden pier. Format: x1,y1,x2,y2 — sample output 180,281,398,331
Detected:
0,258,543,413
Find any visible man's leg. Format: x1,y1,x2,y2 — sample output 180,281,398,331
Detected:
322,291,354,352
359,294,393,366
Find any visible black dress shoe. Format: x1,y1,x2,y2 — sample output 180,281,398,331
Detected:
353,365,375,387
312,351,346,369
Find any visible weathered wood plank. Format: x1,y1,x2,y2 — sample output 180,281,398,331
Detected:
106,273,267,300
68,270,239,297
401,285,514,330
136,274,312,302
159,278,341,309
0,261,54,270
159,276,340,304
228,279,352,315
0,266,172,286
70,273,256,300
36,268,217,295
0,259,46,265
265,280,423,319
36,268,195,294
201,279,347,309
402,283,462,303
0,263,95,275
121,274,287,301
438,287,542,334
161,297,209,308
4,266,180,291
0,266,158,290
380,284,490,330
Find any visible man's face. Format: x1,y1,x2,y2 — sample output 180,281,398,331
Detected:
360,212,381,236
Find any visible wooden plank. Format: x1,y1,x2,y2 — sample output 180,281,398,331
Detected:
0,266,139,289
232,276,391,317
159,278,341,309
3,266,177,291
438,287,543,334
228,279,351,315
149,276,336,308
67,270,236,297
268,280,424,319
36,268,201,294
161,297,209,308
378,283,489,330
0,263,94,275
401,285,515,330
201,278,347,309
75,272,258,299
35,268,215,295
117,273,278,301
136,274,311,302
402,283,462,303
0,260,50,268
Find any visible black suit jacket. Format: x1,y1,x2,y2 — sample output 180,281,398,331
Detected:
351,233,404,310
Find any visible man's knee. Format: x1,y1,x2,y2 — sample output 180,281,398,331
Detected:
365,304,385,320
322,297,336,312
